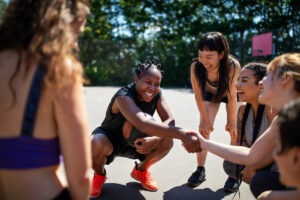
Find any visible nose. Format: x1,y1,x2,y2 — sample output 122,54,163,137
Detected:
235,80,240,88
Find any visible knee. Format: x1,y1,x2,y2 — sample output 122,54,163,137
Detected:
161,138,173,152
250,171,271,198
91,135,113,159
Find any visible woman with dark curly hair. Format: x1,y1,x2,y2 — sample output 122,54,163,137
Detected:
90,60,201,198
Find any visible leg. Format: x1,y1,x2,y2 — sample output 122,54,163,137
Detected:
91,133,113,175
131,138,173,191
250,170,287,198
223,160,242,193
138,138,173,170
90,129,114,198
188,102,220,187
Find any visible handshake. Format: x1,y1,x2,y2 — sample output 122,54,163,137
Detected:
181,130,204,153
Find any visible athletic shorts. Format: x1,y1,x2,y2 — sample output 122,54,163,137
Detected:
52,188,71,200
92,127,145,164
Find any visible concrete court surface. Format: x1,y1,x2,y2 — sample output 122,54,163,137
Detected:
73,86,255,200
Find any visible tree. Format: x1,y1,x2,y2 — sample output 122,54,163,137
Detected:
80,0,300,86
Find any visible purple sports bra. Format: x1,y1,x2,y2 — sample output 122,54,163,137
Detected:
0,65,60,170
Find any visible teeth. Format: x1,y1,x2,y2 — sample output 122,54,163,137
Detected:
145,92,152,96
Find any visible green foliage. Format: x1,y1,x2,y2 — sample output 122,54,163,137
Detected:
80,0,300,87
0,0,7,23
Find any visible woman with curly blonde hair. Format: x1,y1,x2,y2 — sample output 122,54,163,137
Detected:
0,1,91,199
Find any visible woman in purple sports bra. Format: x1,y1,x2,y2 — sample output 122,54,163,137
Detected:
0,1,91,199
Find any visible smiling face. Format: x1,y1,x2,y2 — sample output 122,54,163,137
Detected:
134,68,162,102
235,68,260,103
258,70,281,106
198,50,224,71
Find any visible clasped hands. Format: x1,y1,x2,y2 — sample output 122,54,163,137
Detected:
181,131,203,153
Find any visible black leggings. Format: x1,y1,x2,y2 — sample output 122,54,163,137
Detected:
250,171,287,198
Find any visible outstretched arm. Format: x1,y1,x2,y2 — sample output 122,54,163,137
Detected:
116,95,201,152
194,117,278,166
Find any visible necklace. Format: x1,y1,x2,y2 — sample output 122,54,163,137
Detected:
205,71,219,87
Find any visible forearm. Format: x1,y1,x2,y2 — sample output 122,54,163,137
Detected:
226,101,237,126
203,139,252,165
68,170,91,200
250,154,274,171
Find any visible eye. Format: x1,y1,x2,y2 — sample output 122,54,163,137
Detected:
154,83,160,88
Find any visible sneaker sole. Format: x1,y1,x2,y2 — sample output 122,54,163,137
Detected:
223,187,239,193
131,173,158,192
187,178,206,188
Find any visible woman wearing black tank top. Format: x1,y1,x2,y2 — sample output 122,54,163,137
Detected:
188,32,241,187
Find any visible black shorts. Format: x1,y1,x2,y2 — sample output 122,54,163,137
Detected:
92,127,145,164
52,188,71,200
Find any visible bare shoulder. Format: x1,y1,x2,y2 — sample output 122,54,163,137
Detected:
230,58,241,72
237,103,247,121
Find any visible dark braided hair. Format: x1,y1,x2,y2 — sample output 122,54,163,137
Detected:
243,62,267,84
134,60,164,78
239,63,267,146
236,62,267,185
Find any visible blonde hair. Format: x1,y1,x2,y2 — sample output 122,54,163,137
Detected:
268,53,300,93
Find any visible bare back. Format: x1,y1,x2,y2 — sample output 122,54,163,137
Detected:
0,50,63,199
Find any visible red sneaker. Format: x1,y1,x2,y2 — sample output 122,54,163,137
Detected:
90,173,107,198
130,163,158,191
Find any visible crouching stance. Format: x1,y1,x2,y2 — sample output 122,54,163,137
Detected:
90,60,200,197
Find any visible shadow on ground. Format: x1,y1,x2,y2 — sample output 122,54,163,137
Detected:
91,182,233,200
164,184,233,200
92,182,146,200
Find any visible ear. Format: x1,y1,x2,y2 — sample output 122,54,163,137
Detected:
219,51,225,60
280,73,293,87
134,75,138,83
293,148,300,170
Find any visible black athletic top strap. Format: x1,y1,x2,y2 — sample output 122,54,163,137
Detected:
21,65,46,137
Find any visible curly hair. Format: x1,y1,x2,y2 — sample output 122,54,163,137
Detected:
134,59,164,78
0,0,90,104
243,62,267,84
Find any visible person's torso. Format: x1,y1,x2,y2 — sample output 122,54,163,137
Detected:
0,59,60,170
194,61,229,103
244,108,270,146
100,83,161,134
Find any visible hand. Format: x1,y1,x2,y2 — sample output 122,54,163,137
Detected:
134,137,159,154
181,130,202,153
199,119,213,138
242,166,256,184
225,123,237,145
